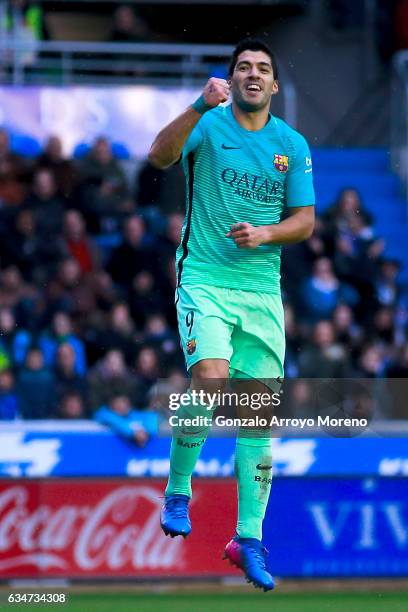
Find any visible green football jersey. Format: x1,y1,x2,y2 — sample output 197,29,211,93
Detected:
176,104,315,294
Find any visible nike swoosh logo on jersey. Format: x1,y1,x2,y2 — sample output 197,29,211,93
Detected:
222,144,241,150
256,464,273,470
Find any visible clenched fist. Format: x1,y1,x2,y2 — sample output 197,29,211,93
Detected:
203,78,230,108
226,222,267,249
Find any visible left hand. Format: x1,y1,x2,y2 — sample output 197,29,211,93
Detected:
226,222,266,249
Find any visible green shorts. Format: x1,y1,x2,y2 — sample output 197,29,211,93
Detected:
176,284,285,380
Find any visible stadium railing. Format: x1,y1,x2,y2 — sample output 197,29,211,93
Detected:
0,39,297,128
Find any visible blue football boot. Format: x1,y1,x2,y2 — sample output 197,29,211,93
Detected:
160,494,191,538
223,536,275,591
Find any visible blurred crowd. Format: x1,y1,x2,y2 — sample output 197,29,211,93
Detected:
0,1,156,47
0,127,407,431
2,1,408,59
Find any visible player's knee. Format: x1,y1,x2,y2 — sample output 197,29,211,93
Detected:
192,359,229,379
191,359,229,395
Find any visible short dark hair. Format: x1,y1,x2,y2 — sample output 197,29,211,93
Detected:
228,38,278,80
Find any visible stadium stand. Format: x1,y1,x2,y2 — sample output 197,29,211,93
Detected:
0,129,407,422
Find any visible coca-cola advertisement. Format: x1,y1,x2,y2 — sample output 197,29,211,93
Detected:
0,479,238,578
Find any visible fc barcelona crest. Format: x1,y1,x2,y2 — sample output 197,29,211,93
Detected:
186,338,197,355
274,153,289,173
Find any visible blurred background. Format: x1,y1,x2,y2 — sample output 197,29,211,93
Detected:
0,0,407,607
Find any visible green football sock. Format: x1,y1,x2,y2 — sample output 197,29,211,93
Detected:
235,431,273,540
165,391,215,498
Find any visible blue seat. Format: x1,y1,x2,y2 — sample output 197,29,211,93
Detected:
10,133,41,158
73,143,91,159
73,141,130,160
111,142,130,160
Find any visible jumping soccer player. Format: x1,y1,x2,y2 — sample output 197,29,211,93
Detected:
148,38,315,591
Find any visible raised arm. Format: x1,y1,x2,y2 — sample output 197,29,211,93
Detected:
148,78,230,169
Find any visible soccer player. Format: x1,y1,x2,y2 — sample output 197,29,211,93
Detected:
148,38,315,591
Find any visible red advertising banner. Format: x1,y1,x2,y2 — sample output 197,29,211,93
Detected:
0,479,239,578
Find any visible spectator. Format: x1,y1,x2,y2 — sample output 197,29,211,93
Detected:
23,168,65,239
88,349,139,409
375,259,402,308
59,209,100,275
0,307,31,368
332,303,362,350
357,344,387,377
0,266,36,316
46,258,96,317
36,135,80,202
387,345,408,378
95,393,157,446
17,348,54,418
282,218,329,312
334,214,384,314
107,301,138,355
133,346,160,407
156,212,184,264
107,215,156,288
144,313,178,356
79,137,128,232
286,380,314,418
369,307,396,346
88,302,138,364
54,342,88,404
135,160,164,208
4,209,58,282
348,387,375,422
0,370,20,420
0,128,28,208
301,257,358,322
39,311,87,375
135,159,186,217
355,345,391,417
148,366,187,414
128,271,165,328
323,187,372,234
80,271,119,365
298,321,349,378
109,5,150,43
0,154,27,209
158,164,186,215
5,0,49,43
0,346,11,373
55,392,86,420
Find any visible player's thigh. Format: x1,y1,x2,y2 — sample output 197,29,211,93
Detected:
176,285,234,372
230,291,285,381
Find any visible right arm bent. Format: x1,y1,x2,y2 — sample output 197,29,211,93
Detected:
148,78,230,169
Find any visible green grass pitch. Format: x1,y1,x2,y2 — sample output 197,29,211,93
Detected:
8,591,408,612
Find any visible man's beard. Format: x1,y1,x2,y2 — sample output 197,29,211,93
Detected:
234,90,270,113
